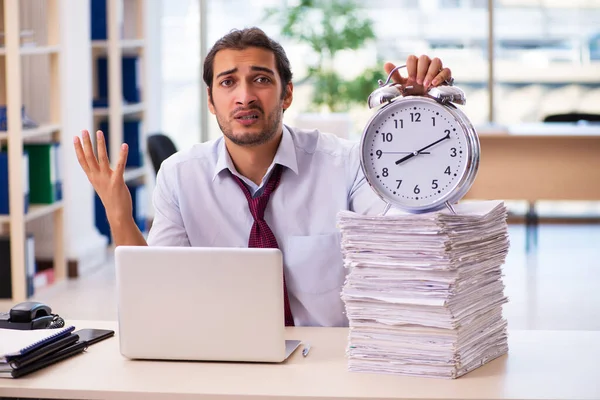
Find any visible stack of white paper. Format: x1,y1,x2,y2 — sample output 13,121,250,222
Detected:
337,200,510,379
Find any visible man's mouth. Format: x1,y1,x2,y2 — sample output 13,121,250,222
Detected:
234,110,261,120
233,110,261,126
236,115,259,120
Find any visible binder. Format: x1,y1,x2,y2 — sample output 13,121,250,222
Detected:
0,150,30,214
0,234,37,299
23,143,62,204
122,56,141,103
94,183,146,243
98,119,143,167
90,0,108,40
129,182,146,233
25,234,36,298
94,193,111,243
95,55,140,106
0,151,7,214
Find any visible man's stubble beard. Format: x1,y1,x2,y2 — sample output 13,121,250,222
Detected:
215,101,284,147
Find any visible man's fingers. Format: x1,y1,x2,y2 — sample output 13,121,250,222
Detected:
81,129,99,171
384,62,407,85
424,57,443,88
114,143,129,177
432,67,452,87
73,134,90,174
96,130,110,171
405,55,418,84
416,55,431,86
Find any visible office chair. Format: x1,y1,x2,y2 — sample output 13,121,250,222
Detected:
543,112,600,123
147,133,178,175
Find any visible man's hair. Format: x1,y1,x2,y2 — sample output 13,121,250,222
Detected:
203,27,293,100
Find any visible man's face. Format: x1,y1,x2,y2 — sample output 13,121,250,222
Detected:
208,47,293,147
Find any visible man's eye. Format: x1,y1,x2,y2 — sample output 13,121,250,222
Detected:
220,79,233,87
256,76,271,84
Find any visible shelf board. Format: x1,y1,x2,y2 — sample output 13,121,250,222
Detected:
92,39,145,50
123,102,145,115
26,202,64,222
121,39,145,50
0,201,63,225
93,102,145,117
123,167,146,182
0,124,61,141
21,45,60,55
0,45,60,56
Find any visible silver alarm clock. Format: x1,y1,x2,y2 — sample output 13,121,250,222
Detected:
359,65,480,215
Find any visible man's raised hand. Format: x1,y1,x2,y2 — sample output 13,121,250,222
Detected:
73,130,133,225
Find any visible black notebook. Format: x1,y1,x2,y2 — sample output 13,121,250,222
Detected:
0,339,88,378
4,333,80,370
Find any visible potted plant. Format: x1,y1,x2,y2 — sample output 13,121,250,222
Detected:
265,0,383,138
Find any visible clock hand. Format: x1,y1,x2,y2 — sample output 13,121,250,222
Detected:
395,132,451,165
380,151,430,155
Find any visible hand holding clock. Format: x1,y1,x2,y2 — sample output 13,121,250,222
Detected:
384,56,453,95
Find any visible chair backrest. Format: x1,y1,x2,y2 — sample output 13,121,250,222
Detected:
147,133,178,175
543,112,600,123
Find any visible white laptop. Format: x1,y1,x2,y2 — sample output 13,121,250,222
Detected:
114,246,301,362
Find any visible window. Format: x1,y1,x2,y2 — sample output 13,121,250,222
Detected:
161,0,201,150
190,0,600,135
493,2,600,124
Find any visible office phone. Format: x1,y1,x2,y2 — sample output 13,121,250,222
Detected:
0,301,65,330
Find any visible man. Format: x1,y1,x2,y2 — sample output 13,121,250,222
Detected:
74,27,453,327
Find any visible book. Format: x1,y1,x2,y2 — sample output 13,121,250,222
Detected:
0,326,74,362
0,338,87,378
0,333,79,371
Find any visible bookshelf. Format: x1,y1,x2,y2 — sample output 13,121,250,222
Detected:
0,0,65,302
91,0,148,242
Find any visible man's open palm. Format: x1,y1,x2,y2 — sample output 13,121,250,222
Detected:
74,130,133,224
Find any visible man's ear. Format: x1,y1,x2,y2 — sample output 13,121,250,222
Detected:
282,82,293,111
207,87,216,115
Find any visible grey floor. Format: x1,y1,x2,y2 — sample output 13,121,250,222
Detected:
2,223,599,331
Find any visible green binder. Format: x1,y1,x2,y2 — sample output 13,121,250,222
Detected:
23,143,62,204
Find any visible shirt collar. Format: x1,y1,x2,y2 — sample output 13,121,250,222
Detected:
212,125,299,181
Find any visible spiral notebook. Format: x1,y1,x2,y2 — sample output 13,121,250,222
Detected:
0,326,75,362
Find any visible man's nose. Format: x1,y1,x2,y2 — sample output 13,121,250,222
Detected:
235,82,258,106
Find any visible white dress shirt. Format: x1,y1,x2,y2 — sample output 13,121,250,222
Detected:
147,125,385,327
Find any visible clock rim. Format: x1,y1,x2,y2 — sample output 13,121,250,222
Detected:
359,95,480,213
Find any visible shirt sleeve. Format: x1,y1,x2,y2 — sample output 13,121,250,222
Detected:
146,165,191,247
348,143,387,215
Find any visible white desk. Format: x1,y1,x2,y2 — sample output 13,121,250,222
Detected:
0,320,599,400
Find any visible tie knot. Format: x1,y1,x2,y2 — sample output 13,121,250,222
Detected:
232,164,282,223
248,195,269,221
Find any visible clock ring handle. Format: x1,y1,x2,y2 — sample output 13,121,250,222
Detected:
368,65,412,108
378,64,407,87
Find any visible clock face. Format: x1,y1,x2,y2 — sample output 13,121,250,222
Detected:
360,97,474,212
